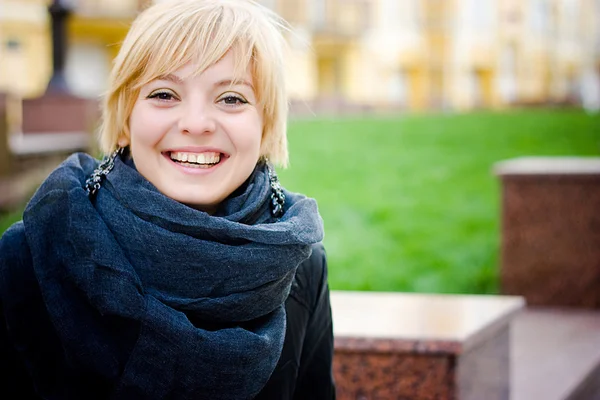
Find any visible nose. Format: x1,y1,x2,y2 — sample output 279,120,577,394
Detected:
177,101,217,135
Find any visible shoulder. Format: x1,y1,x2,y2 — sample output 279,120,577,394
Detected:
1,220,25,240
300,242,327,273
258,244,332,399
20,152,97,214
0,222,50,399
0,221,29,265
0,221,34,297
290,242,328,312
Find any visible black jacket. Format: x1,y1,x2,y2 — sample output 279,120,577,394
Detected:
0,223,336,399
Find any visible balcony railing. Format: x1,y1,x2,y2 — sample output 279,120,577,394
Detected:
72,0,370,37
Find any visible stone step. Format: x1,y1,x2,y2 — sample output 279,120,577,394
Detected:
512,307,600,400
330,291,600,400
10,131,92,156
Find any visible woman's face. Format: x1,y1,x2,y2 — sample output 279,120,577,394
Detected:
124,51,263,213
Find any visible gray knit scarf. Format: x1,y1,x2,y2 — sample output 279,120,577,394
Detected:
22,152,324,399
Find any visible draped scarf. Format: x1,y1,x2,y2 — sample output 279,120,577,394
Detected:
21,152,324,399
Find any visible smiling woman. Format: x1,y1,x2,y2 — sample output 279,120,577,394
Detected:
124,52,263,213
0,1,334,399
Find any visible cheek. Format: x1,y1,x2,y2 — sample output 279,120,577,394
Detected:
235,114,263,154
128,103,167,147
250,125,263,152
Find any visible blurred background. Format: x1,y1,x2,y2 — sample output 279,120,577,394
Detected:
1,0,599,295
2,0,600,111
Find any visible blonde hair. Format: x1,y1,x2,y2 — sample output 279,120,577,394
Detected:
98,0,290,167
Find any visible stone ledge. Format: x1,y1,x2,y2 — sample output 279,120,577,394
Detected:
493,156,600,176
493,156,600,309
332,291,524,354
9,131,92,156
331,291,525,400
511,308,600,400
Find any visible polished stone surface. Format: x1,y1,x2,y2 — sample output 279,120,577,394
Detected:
493,156,600,175
494,156,600,309
331,291,524,352
458,326,510,400
333,352,454,399
331,291,524,400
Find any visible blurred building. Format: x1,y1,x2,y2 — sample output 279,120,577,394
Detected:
0,0,142,99
0,0,599,113
0,0,51,98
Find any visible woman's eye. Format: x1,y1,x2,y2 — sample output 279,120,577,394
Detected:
148,91,177,101
220,95,248,106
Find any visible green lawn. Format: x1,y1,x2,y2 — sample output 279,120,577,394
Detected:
0,207,23,236
278,109,600,294
1,109,599,295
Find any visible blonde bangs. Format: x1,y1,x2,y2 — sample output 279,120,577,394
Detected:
99,0,290,167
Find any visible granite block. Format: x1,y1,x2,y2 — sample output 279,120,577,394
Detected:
21,93,99,134
331,291,523,400
494,157,600,309
333,352,454,400
0,92,12,177
458,326,510,400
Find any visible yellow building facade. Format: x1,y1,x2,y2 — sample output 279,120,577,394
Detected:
1,0,599,113
0,0,52,98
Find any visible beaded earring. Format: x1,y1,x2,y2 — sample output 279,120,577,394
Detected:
84,147,124,198
267,163,285,218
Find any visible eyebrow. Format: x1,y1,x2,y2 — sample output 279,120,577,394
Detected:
214,79,255,91
155,74,254,91
156,73,184,84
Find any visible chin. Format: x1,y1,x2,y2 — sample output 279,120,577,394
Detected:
171,192,222,213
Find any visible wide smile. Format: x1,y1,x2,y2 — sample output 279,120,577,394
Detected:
163,150,229,172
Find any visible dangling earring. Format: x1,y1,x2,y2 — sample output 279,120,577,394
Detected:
267,163,285,218
84,147,125,197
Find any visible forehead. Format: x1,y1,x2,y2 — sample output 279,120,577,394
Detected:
138,44,255,88
174,52,253,81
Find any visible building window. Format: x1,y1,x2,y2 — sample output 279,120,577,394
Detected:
530,0,550,34
464,0,494,31
399,0,422,31
312,0,326,29
388,70,407,107
378,0,397,29
5,39,20,51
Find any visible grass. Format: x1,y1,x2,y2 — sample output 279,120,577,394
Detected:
0,206,23,235
278,109,600,295
1,109,599,295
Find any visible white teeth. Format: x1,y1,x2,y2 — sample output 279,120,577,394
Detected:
170,151,221,165
202,153,219,164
